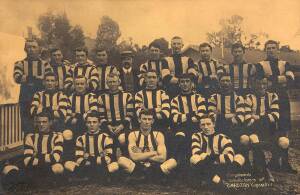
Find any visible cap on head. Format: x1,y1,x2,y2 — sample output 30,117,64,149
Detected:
121,50,133,58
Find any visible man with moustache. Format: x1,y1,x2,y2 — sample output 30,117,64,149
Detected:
119,50,139,94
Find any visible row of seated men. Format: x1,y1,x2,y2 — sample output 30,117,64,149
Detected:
0,108,265,187
2,69,297,187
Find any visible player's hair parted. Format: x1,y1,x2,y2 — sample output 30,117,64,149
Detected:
36,108,54,121
74,47,88,55
139,109,154,118
171,36,183,40
85,111,100,121
44,72,58,80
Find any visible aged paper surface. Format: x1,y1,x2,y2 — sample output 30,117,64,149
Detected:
0,0,299,194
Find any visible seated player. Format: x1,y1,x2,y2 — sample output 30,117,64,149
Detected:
189,114,236,185
98,72,134,155
135,69,170,131
209,73,245,137
243,78,277,179
118,109,170,181
246,78,297,174
64,75,98,162
64,111,119,182
168,73,208,166
30,72,69,132
65,75,98,139
2,109,64,186
209,74,246,172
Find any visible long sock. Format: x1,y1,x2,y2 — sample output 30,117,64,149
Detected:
171,135,186,162
269,144,280,168
252,143,266,177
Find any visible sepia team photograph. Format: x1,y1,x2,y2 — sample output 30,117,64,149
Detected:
0,0,300,194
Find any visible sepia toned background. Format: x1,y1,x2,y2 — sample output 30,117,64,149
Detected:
0,0,300,194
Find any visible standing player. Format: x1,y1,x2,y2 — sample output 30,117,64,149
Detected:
94,48,119,94
138,42,167,89
256,40,296,174
13,39,53,134
135,70,170,131
49,48,71,92
162,36,197,98
64,47,99,94
223,43,256,96
196,42,224,97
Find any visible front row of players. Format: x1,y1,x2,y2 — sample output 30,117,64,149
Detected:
2,107,296,187
2,109,237,186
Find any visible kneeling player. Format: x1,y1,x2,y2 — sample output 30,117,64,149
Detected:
2,109,64,185
190,114,237,185
118,109,169,181
64,111,119,181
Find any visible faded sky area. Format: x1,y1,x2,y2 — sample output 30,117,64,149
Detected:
0,0,300,49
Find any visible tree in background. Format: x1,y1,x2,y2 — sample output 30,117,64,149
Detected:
37,12,85,61
243,32,269,50
207,15,243,48
95,16,121,50
94,16,121,65
207,15,268,50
